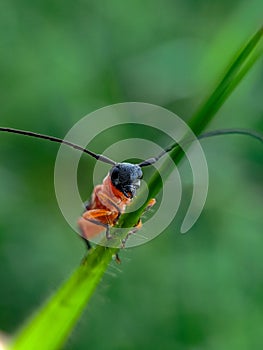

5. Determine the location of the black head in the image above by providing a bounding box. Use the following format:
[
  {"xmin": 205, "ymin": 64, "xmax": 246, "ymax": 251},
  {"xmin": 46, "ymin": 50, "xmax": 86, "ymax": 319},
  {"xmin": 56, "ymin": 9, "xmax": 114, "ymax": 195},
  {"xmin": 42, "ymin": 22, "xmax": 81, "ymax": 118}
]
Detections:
[{"xmin": 110, "ymin": 162, "xmax": 143, "ymax": 198}]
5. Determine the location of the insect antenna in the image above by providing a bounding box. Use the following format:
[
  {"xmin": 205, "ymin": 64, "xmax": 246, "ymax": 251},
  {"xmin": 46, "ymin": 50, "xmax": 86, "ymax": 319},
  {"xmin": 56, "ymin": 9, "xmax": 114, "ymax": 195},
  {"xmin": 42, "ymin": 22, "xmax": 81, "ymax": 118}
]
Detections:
[
  {"xmin": 139, "ymin": 128, "xmax": 263, "ymax": 167},
  {"xmin": 0, "ymin": 127, "xmax": 117, "ymax": 166}
]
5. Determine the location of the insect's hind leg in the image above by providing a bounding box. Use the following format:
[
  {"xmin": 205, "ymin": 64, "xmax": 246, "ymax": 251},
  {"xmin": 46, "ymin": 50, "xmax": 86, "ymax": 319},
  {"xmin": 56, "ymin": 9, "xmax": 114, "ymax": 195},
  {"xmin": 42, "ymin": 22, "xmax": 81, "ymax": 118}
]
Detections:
[
  {"xmin": 79, "ymin": 201, "xmax": 93, "ymax": 250},
  {"xmin": 82, "ymin": 237, "xmax": 92, "ymax": 250},
  {"xmin": 78, "ymin": 225, "xmax": 93, "ymax": 251}
]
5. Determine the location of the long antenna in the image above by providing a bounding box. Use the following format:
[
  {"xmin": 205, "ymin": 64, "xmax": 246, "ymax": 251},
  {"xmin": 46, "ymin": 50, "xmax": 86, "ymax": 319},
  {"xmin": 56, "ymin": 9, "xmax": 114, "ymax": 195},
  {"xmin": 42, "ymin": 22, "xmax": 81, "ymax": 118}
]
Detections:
[
  {"xmin": 0, "ymin": 127, "xmax": 117, "ymax": 166},
  {"xmin": 139, "ymin": 128, "xmax": 263, "ymax": 167},
  {"xmin": 1, "ymin": 127, "xmax": 262, "ymax": 168}
]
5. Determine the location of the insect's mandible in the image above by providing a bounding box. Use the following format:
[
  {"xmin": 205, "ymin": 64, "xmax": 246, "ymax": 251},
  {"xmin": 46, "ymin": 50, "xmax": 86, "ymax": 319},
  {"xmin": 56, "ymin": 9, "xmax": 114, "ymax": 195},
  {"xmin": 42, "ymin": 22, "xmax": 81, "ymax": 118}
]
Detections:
[{"xmin": 0, "ymin": 127, "xmax": 262, "ymax": 256}]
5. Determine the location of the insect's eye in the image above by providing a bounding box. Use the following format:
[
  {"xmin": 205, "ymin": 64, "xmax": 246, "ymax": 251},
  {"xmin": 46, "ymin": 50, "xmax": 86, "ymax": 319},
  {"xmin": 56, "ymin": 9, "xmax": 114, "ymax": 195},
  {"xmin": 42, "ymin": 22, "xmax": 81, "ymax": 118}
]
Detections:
[
  {"xmin": 137, "ymin": 169, "xmax": 143, "ymax": 179},
  {"xmin": 110, "ymin": 167, "xmax": 119, "ymax": 181}
]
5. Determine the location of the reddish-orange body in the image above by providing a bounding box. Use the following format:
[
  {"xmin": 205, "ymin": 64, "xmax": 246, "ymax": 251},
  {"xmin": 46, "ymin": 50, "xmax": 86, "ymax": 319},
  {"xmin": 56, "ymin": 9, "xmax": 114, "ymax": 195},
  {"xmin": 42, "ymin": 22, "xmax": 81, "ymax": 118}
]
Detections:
[
  {"xmin": 78, "ymin": 174, "xmax": 132, "ymax": 240},
  {"xmin": 78, "ymin": 174, "xmax": 155, "ymax": 241}
]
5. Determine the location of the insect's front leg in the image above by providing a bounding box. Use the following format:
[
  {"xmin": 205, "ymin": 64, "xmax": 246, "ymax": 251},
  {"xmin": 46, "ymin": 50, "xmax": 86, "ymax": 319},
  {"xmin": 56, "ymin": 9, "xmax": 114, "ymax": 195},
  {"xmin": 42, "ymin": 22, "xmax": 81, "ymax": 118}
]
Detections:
[
  {"xmin": 79, "ymin": 208, "xmax": 119, "ymax": 240},
  {"xmin": 96, "ymin": 191, "xmax": 122, "ymax": 223},
  {"xmin": 134, "ymin": 198, "xmax": 156, "ymax": 228},
  {"xmin": 121, "ymin": 198, "xmax": 156, "ymax": 248},
  {"xmin": 78, "ymin": 209, "xmax": 121, "ymax": 264},
  {"xmin": 144, "ymin": 198, "xmax": 156, "ymax": 212}
]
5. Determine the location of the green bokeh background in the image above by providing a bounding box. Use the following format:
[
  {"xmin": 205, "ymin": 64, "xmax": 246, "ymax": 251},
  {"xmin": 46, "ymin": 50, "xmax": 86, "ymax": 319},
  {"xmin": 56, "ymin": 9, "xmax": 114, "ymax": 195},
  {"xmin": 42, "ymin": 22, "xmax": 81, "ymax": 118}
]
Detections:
[{"xmin": 0, "ymin": 1, "xmax": 263, "ymax": 349}]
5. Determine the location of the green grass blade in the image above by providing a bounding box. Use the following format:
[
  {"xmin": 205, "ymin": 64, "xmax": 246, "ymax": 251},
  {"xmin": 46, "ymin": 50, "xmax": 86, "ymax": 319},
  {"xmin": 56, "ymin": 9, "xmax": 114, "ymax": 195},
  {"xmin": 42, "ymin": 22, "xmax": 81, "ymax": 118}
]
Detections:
[
  {"xmin": 189, "ymin": 25, "xmax": 263, "ymax": 135},
  {"xmin": 9, "ymin": 246, "xmax": 117, "ymax": 350},
  {"xmin": 8, "ymin": 26, "xmax": 263, "ymax": 350}
]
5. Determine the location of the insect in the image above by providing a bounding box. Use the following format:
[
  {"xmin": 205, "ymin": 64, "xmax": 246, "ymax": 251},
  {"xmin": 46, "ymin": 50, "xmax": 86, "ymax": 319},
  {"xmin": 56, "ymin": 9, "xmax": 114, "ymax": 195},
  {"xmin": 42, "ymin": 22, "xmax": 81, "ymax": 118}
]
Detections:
[{"xmin": 0, "ymin": 127, "xmax": 262, "ymax": 257}]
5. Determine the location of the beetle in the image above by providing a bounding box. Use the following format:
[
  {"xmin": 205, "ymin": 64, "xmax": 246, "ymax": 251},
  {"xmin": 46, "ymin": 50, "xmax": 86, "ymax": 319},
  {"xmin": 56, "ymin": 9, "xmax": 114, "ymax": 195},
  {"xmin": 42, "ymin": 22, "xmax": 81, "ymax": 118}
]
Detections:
[
  {"xmin": 0, "ymin": 126, "xmax": 262, "ymax": 256},
  {"xmin": 78, "ymin": 162, "xmax": 156, "ymax": 246}
]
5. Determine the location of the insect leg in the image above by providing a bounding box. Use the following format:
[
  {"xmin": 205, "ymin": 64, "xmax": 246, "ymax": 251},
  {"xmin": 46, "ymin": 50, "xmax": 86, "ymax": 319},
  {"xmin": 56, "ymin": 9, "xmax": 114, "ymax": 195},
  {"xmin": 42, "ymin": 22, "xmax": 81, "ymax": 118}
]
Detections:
[
  {"xmin": 121, "ymin": 219, "xmax": 142, "ymax": 248},
  {"xmin": 83, "ymin": 200, "xmax": 91, "ymax": 211},
  {"xmin": 81, "ymin": 209, "xmax": 119, "ymax": 240},
  {"xmin": 82, "ymin": 236, "xmax": 92, "ymax": 250},
  {"xmin": 84, "ymin": 217, "xmax": 112, "ymax": 239},
  {"xmin": 79, "ymin": 201, "xmax": 93, "ymax": 249},
  {"xmin": 96, "ymin": 191, "xmax": 122, "ymax": 223},
  {"xmin": 115, "ymin": 253, "xmax": 121, "ymax": 264},
  {"xmin": 144, "ymin": 198, "xmax": 156, "ymax": 212},
  {"xmin": 121, "ymin": 198, "xmax": 156, "ymax": 248}
]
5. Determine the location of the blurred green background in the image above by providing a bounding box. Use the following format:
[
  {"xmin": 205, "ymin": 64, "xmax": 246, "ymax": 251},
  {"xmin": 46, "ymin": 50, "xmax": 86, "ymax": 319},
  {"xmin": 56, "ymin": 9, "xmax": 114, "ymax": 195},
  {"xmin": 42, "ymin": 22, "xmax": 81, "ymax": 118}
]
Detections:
[{"xmin": 0, "ymin": 1, "xmax": 263, "ymax": 349}]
